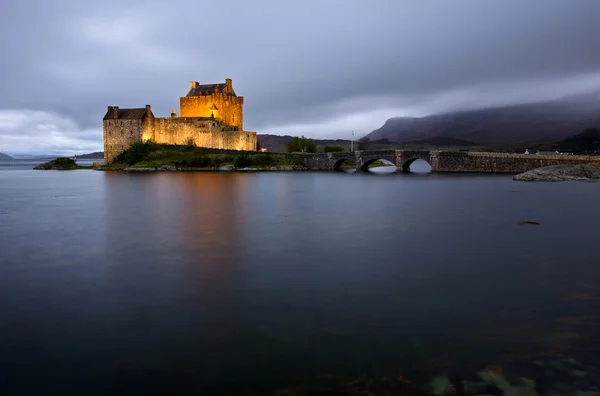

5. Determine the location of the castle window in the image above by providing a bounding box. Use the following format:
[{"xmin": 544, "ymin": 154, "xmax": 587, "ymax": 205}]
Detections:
[
  {"xmin": 121, "ymin": 130, "xmax": 124, "ymax": 136},
  {"xmin": 209, "ymin": 104, "xmax": 218, "ymax": 119},
  {"xmin": 130, "ymin": 130, "xmax": 133, "ymax": 136},
  {"xmin": 120, "ymin": 121, "xmax": 123, "ymax": 126}
]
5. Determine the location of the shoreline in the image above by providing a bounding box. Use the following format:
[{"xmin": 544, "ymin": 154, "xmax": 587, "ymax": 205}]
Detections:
[{"xmin": 513, "ymin": 164, "xmax": 600, "ymax": 181}]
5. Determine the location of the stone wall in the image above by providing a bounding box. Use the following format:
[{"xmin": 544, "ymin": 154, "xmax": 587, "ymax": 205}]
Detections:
[
  {"xmin": 150, "ymin": 117, "xmax": 256, "ymax": 152},
  {"xmin": 103, "ymin": 119, "xmax": 143, "ymax": 163},
  {"xmin": 104, "ymin": 116, "xmax": 256, "ymax": 163},
  {"xmin": 431, "ymin": 151, "xmax": 600, "ymax": 173},
  {"xmin": 298, "ymin": 150, "xmax": 600, "ymax": 173},
  {"xmin": 179, "ymin": 94, "xmax": 244, "ymax": 130}
]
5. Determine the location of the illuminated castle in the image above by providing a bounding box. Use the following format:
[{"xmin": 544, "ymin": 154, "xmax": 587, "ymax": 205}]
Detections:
[{"xmin": 102, "ymin": 78, "xmax": 257, "ymax": 163}]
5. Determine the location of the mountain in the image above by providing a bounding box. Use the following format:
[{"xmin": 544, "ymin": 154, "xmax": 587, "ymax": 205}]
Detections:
[
  {"xmin": 537, "ymin": 128, "xmax": 600, "ymax": 153},
  {"xmin": 258, "ymin": 134, "xmax": 354, "ymax": 152},
  {"xmin": 403, "ymin": 136, "xmax": 478, "ymax": 147},
  {"xmin": 76, "ymin": 151, "xmax": 104, "ymax": 159},
  {"xmin": 366, "ymin": 91, "xmax": 600, "ymax": 148},
  {"xmin": 0, "ymin": 152, "xmax": 15, "ymax": 160},
  {"xmin": 257, "ymin": 135, "xmax": 402, "ymax": 152}
]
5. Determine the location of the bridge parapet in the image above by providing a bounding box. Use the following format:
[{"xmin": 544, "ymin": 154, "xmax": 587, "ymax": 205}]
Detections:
[
  {"xmin": 295, "ymin": 149, "xmax": 600, "ymax": 173},
  {"xmin": 433, "ymin": 151, "xmax": 600, "ymax": 173}
]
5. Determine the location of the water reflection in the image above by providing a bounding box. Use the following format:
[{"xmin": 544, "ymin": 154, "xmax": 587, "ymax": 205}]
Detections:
[{"xmin": 2, "ymin": 169, "xmax": 600, "ymax": 395}]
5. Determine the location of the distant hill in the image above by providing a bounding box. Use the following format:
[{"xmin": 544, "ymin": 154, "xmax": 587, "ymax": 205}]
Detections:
[
  {"xmin": 365, "ymin": 91, "xmax": 600, "ymax": 148},
  {"xmin": 76, "ymin": 151, "xmax": 104, "ymax": 159},
  {"xmin": 257, "ymin": 135, "xmax": 402, "ymax": 152},
  {"xmin": 0, "ymin": 152, "xmax": 15, "ymax": 160},
  {"xmin": 537, "ymin": 128, "xmax": 600, "ymax": 153},
  {"xmin": 257, "ymin": 134, "xmax": 481, "ymax": 153},
  {"xmin": 258, "ymin": 135, "xmax": 353, "ymax": 152},
  {"xmin": 404, "ymin": 136, "xmax": 478, "ymax": 147}
]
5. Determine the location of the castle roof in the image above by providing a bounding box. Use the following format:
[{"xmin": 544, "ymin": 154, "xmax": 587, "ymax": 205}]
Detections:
[
  {"xmin": 103, "ymin": 107, "xmax": 149, "ymax": 120},
  {"xmin": 187, "ymin": 83, "xmax": 236, "ymax": 97}
]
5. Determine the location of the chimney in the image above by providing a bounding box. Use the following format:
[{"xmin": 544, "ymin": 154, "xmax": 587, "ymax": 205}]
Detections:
[
  {"xmin": 225, "ymin": 78, "xmax": 232, "ymax": 90},
  {"xmin": 107, "ymin": 106, "xmax": 113, "ymax": 112},
  {"xmin": 190, "ymin": 81, "xmax": 198, "ymax": 89},
  {"xmin": 171, "ymin": 110, "xmax": 177, "ymax": 118},
  {"xmin": 145, "ymin": 104, "xmax": 151, "ymax": 112},
  {"xmin": 113, "ymin": 106, "xmax": 119, "ymax": 119}
]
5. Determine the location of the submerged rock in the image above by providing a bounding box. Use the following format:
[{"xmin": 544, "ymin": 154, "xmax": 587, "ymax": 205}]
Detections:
[
  {"xmin": 268, "ymin": 165, "xmax": 298, "ymax": 171},
  {"xmin": 518, "ymin": 221, "xmax": 540, "ymax": 225},
  {"xmin": 427, "ymin": 374, "xmax": 455, "ymax": 395},
  {"xmin": 513, "ymin": 164, "xmax": 600, "ymax": 181},
  {"xmin": 158, "ymin": 165, "xmax": 178, "ymax": 171}
]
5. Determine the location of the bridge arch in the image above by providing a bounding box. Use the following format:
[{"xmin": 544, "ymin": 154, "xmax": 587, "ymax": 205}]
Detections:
[
  {"xmin": 333, "ymin": 157, "xmax": 357, "ymax": 172},
  {"xmin": 360, "ymin": 156, "xmax": 397, "ymax": 172},
  {"xmin": 400, "ymin": 157, "xmax": 432, "ymax": 173}
]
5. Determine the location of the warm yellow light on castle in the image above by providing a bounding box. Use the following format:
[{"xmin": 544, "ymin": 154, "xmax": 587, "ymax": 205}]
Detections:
[{"xmin": 102, "ymin": 79, "xmax": 256, "ymax": 164}]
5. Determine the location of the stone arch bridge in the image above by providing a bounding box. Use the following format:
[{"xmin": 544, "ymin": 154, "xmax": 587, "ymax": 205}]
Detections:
[{"xmin": 296, "ymin": 150, "xmax": 600, "ymax": 173}]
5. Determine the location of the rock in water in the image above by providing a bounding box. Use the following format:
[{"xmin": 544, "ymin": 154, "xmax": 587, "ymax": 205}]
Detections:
[
  {"xmin": 33, "ymin": 157, "xmax": 78, "ymax": 170},
  {"xmin": 513, "ymin": 164, "xmax": 600, "ymax": 181},
  {"xmin": 427, "ymin": 374, "xmax": 455, "ymax": 395}
]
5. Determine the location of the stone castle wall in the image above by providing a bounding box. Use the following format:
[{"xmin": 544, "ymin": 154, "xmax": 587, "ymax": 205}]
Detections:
[
  {"xmin": 103, "ymin": 119, "xmax": 143, "ymax": 163},
  {"xmin": 149, "ymin": 117, "xmax": 256, "ymax": 151},
  {"xmin": 179, "ymin": 94, "xmax": 244, "ymax": 130},
  {"xmin": 104, "ymin": 116, "xmax": 256, "ymax": 163},
  {"xmin": 103, "ymin": 79, "xmax": 252, "ymax": 163}
]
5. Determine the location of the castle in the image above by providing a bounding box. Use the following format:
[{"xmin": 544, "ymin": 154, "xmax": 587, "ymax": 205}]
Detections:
[{"xmin": 103, "ymin": 78, "xmax": 257, "ymax": 163}]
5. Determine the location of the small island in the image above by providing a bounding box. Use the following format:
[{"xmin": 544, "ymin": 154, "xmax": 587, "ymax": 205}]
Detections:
[
  {"xmin": 33, "ymin": 157, "xmax": 88, "ymax": 170},
  {"xmin": 513, "ymin": 164, "xmax": 600, "ymax": 181}
]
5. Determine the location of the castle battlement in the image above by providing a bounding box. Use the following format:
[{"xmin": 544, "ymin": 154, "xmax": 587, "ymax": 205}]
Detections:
[{"xmin": 102, "ymin": 79, "xmax": 257, "ymax": 163}]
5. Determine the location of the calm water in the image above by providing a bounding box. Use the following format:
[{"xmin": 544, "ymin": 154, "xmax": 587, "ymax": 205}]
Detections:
[{"xmin": 1, "ymin": 159, "xmax": 600, "ymax": 395}]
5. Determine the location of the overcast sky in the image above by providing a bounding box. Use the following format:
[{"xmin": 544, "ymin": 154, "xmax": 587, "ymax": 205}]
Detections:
[{"xmin": 1, "ymin": 0, "xmax": 599, "ymax": 155}]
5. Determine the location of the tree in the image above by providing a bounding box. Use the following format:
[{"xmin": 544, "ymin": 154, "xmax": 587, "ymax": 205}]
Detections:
[
  {"xmin": 324, "ymin": 145, "xmax": 345, "ymax": 153},
  {"xmin": 286, "ymin": 137, "xmax": 300, "ymax": 153},
  {"xmin": 286, "ymin": 136, "xmax": 316, "ymax": 153},
  {"xmin": 302, "ymin": 136, "xmax": 317, "ymax": 153}
]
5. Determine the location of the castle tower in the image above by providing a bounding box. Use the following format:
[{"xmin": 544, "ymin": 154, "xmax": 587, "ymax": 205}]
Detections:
[{"xmin": 179, "ymin": 79, "xmax": 244, "ymax": 130}]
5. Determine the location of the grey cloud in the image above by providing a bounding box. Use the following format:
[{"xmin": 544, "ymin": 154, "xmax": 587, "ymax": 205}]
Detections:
[
  {"xmin": 1, "ymin": 0, "xmax": 599, "ymax": 152},
  {"xmin": 0, "ymin": 110, "xmax": 102, "ymax": 156}
]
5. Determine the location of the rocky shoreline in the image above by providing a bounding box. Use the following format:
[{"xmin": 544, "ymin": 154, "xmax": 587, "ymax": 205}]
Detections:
[{"xmin": 513, "ymin": 164, "xmax": 600, "ymax": 181}]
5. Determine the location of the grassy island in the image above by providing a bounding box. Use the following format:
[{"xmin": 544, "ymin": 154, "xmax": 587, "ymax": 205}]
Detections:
[{"xmin": 99, "ymin": 141, "xmax": 305, "ymax": 171}]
